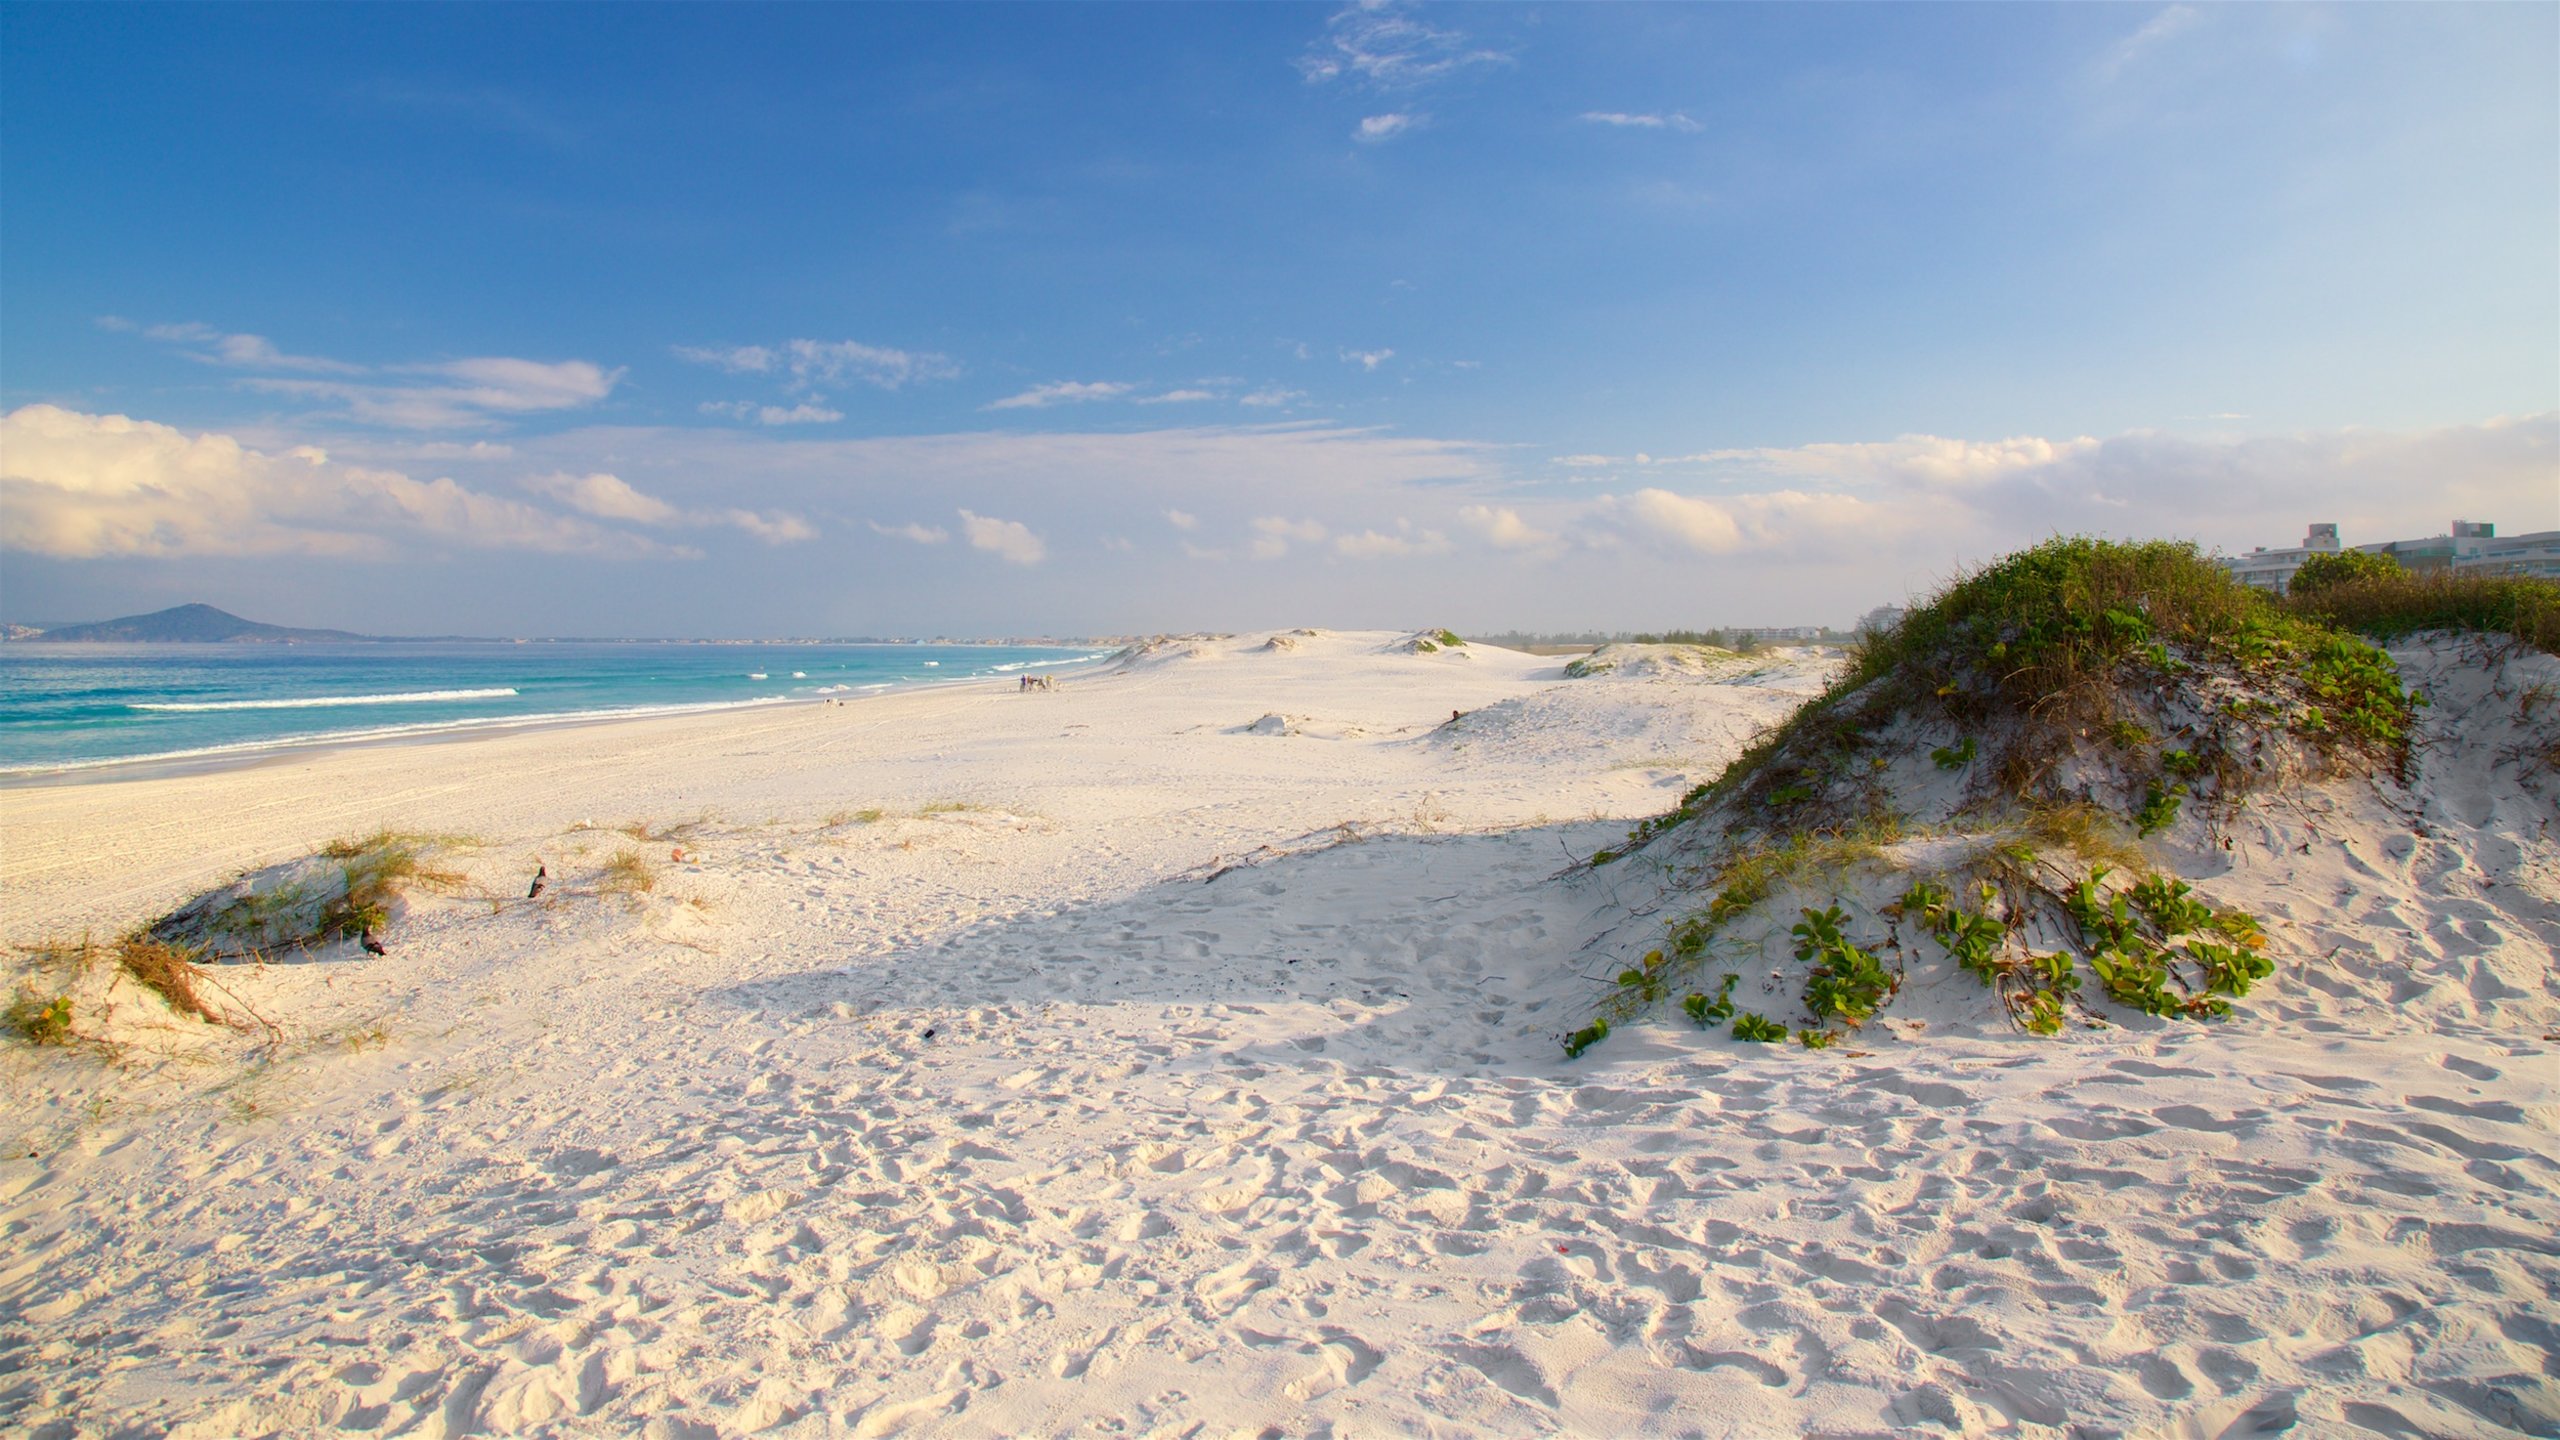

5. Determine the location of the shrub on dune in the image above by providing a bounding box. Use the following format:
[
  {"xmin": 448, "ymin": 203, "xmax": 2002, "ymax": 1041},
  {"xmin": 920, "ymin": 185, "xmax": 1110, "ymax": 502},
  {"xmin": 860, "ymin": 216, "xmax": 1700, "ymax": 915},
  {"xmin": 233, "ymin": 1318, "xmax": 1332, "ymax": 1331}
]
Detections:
[
  {"xmin": 2285, "ymin": 568, "xmax": 2560, "ymax": 655},
  {"xmin": 1568, "ymin": 537, "xmax": 2422, "ymax": 1058}
]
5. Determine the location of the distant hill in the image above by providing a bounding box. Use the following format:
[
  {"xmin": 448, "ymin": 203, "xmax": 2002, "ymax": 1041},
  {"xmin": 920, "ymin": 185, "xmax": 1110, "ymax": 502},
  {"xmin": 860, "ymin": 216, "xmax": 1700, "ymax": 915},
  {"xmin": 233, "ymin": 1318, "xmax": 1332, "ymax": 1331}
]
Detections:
[{"xmin": 23, "ymin": 603, "xmax": 374, "ymax": 644}]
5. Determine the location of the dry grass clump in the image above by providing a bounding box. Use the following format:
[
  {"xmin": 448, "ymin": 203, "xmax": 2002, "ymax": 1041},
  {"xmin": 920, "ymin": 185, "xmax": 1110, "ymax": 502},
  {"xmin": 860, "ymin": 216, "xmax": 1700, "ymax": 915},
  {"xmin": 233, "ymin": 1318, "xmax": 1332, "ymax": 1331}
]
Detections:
[
  {"xmin": 115, "ymin": 936, "xmax": 222, "ymax": 1024},
  {"xmin": 601, "ymin": 849, "xmax": 658, "ymax": 896},
  {"xmin": 5, "ymin": 930, "xmax": 268, "ymax": 1051}
]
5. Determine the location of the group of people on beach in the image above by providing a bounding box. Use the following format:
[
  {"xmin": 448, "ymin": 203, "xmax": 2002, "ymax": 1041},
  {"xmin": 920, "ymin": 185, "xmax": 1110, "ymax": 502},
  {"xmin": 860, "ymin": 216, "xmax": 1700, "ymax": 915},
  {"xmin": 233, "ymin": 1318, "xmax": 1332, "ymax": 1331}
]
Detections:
[{"xmin": 1018, "ymin": 674, "xmax": 1058, "ymax": 692}]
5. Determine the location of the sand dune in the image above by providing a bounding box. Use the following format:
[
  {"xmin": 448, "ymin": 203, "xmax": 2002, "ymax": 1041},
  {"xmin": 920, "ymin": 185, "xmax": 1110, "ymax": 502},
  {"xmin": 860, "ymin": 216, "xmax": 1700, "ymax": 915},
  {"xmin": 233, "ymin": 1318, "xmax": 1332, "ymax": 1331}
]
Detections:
[{"xmin": 1, "ymin": 630, "xmax": 2552, "ymax": 1438}]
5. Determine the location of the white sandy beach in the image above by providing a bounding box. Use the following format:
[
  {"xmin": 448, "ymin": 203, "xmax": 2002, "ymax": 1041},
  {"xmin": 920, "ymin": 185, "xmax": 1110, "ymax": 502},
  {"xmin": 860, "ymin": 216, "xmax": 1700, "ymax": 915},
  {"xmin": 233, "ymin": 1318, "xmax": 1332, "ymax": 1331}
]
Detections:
[{"xmin": 2, "ymin": 629, "xmax": 2554, "ymax": 1438}]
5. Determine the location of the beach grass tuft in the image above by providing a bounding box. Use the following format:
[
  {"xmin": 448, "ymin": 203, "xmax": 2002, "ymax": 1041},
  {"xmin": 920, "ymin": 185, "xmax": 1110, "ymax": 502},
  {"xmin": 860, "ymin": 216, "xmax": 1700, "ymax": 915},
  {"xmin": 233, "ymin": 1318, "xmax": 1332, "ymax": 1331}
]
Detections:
[
  {"xmin": 319, "ymin": 831, "xmax": 466, "ymax": 944},
  {"xmin": 601, "ymin": 849, "xmax": 658, "ymax": 896}
]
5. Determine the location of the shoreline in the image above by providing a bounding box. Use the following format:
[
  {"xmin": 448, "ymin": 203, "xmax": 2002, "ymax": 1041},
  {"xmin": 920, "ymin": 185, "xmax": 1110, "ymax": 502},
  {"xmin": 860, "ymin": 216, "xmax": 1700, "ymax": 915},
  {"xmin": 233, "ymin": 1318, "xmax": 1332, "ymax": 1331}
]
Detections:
[{"xmin": 0, "ymin": 650, "xmax": 1124, "ymax": 790}]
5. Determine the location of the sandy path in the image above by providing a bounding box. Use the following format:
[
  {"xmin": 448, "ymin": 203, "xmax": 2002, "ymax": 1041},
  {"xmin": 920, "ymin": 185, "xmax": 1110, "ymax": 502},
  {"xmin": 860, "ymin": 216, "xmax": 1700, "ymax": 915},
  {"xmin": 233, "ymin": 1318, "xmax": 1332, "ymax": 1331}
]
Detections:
[{"xmin": 1, "ymin": 632, "xmax": 2552, "ymax": 1438}]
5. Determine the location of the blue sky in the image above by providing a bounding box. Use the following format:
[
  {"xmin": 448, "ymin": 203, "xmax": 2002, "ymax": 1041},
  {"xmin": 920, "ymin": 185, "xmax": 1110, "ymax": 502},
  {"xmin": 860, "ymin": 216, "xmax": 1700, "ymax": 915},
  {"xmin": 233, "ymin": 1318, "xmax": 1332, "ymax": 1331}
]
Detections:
[{"xmin": 3, "ymin": 2, "xmax": 2553, "ymax": 637}]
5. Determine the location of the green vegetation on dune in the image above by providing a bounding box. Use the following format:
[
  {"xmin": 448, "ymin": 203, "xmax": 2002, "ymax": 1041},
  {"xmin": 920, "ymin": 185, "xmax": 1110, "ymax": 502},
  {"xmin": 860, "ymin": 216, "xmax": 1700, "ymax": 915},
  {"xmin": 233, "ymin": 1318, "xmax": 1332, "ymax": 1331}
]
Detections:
[
  {"xmin": 1606, "ymin": 538, "xmax": 2416, "ymax": 851},
  {"xmin": 2284, "ymin": 568, "xmax": 2560, "ymax": 655},
  {"xmin": 2287, "ymin": 549, "xmax": 2404, "ymax": 596},
  {"xmin": 1564, "ymin": 537, "xmax": 2451, "ymax": 1060}
]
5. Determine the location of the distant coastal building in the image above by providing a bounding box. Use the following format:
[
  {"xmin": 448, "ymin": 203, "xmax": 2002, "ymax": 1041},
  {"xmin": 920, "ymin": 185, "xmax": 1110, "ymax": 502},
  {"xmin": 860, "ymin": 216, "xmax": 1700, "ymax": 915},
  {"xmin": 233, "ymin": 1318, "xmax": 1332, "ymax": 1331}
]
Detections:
[
  {"xmin": 1856, "ymin": 605, "xmax": 1906, "ymax": 636},
  {"xmin": 2222, "ymin": 523, "xmax": 2342, "ymax": 593},
  {"xmin": 2220, "ymin": 519, "xmax": 2560, "ymax": 593}
]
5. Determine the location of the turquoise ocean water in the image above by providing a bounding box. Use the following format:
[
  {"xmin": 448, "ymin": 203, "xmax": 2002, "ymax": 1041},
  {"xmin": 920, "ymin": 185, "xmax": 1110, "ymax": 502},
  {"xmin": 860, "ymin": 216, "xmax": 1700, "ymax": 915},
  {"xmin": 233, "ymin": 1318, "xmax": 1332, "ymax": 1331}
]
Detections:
[{"xmin": 0, "ymin": 642, "xmax": 1114, "ymax": 777}]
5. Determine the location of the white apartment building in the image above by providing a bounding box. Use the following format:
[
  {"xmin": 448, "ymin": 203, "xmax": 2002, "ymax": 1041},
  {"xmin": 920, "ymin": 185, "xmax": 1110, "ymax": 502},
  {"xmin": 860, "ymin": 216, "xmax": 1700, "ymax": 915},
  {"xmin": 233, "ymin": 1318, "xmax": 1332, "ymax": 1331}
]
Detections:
[{"xmin": 2221, "ymin": 523, "xmax": 2341, "ymax": 593}]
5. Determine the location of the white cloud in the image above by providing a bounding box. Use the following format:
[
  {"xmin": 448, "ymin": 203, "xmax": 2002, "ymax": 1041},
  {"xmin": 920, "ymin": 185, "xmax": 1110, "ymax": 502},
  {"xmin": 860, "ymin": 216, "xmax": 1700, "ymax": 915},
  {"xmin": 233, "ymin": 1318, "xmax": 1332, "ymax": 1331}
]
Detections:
[
  {"xmin": 870, "ymin": 520, "xmax": 950, "ymax": 545},
  {"xmin": 1164, "ymin": 508, "xmax": 1199, "ymax": 530},
  {"xmin": 678, "ymin": 338, "xmax": 958, "ymax": 392},
  {"xmin": 985, "ymin": 380, "xmax": 1136, "ymax": 411},
  {"xmin": 431, "ymin": 358, "xmax": 621, "ymax": 412},
  {"xmin": 701, "ymin": 400, "xmax": 844, "ymax": 425},
  {"xmin": 1239, "ymin": 386, "xmax": 1306, "ymax": 408},
  {"xmin": 1553, "ymin": 454, "xmax": 1618, "ymax": 468},
  {"xmin": 117, "ymin": 324, "xmax": 620, "ymax": 427},
  {"xmin": 1579, "ymin": 111, "xmax": 1702, "ymax": 133},
  {"xmin": 1334, "ymin": 526, "xmax": 1451, "ymax": 558},
  {"xmin": 958, "ymin": 508, "xmax": 1046, "ymax": 564},
  {"xmin": 1459, "ymin": 504, "xmax": 1552, "ymax": 550},
  {"xmin": 723, "ymin": 509, "xmax": 817, "ymax": 545},
  {"xmin": 1299, "ymin": 2, "xmax": 1509, "ymax": 87},
  {"xmin": 2102, "ymin": 4, "xmax": 2203, "ymax": 79},
  {"xmin": 526, "ymin": 471, "xmax": 681, "ymax": 524},
  {"xmin": 0, "ymin": 405, "xmax": 680, "ymax": 559},
  {"xmin": 143, "ymin": 322, "xmax": 366, "ymax": 374},
  {"xmin": 673, "ymin": 344, "xmax": 777, "ymax": 374},
  {"xmin": 1135, "ymin": 389, "xmax": 1218, "ymax": 405},
  {"xmin": 1536, "ymin": 415, "xmax": 2560, "ymax": 568},
  {"xmin": 250, "ymin": 357, "xmax": 623, "ymax": 429},
  {"xmin": 523, "ymin": 470, "xmax": 814, "ymax": 545},
  {"xmin": 1686, "ymin": 433, "xmax": 2104, "ymax": 487},
  {"xmin": 405, "ymin": 441, "xmax": 518, "ymax": 461},
  {"xmin": 1614, "ymin": 488, "xmax": 1745, "ymax": 554},
  {"xmin": 1341, "ymin": 348, "xmax": 1395, "ymax": 372},
  {"xmin": 1250, "ymin": 515, "xmax": 1329, "ymax": 559},
  {"xmin": 783, "ymin": 338, "xmax": 960, "ymax": 392},
  {"xmin": 1597, "ymin": 487, "xmax": 1881, "ymax": 557},
  {"xmin": 1356, "ymin": 112, "xmax": 1422, "ymax": 143}
]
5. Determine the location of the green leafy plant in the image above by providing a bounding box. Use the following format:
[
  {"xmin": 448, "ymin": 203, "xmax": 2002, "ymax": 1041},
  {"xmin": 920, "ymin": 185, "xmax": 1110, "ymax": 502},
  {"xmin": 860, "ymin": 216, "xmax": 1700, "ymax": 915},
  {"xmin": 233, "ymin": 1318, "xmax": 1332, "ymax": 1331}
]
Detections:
[
  {"xmin": 1731, "ymin": 1012, "xmax": 1788, "ymax": 1043},
  {"xmin": 1793, "ymin": 905, "xmax": 1895, "ymax": 1027},
  {"xmin": 1795, "ymin": 1028, "xmax": 1837, "ymax": 1049},
  {"xmin": 1616, "ymin": 950, "xmax": 1671, "ymax": 1005},
  {"xmin": 7, "ymin": 993, "xmax": 74, "ymax": 1046},
  {"xmin": 1931, "ymin": 736, "xmax": 1977, "ymax": 770},
  {"xmin": 2067, "ymin": 864, "xmax": 2271, "ymax": 1019},
  {"xmin": 2189, "ymin": 938, "xmax": 2275, "ymax": 998},
  {"xmin": 1562, "ymin": 1018, "xmax": 1611, "ymax": 1060},
  {"xmin": 2017, "ymin": 952, "xmax": 2079, "ymax": 1034},
  {"xmin": 1903, "ymin": 878, "xmax": 2086, "ymax": 1034},
  {"xmin": 2089, "ymin": 943, "xmax": 2185, "ymax": 1017},
  {"xmin": 1681, "ymin": 974, "xmax": 1739, "ymax": 1026},
  {"xmin": 2135, "ymin": 782, "xmax": 2185, "ymax": 837},
  {"xmin": 2128, "ymin": 874, "xmax": 2211, "ymax": 935}
]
